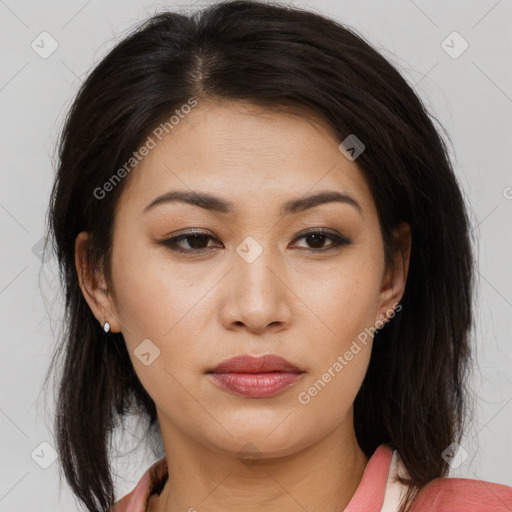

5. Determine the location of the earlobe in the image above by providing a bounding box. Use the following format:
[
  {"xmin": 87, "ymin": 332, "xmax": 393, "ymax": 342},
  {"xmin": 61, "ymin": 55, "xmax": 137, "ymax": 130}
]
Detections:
[{"xmin": 75, "ymin": 231, "xmax": 121, "ymax": 333}]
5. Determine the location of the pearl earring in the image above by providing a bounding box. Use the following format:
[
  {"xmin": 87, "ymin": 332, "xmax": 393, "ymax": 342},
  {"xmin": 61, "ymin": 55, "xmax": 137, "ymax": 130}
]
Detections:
[{"xmin": 103, "ymin": 321, "xmax": 111, "ymax": 333}]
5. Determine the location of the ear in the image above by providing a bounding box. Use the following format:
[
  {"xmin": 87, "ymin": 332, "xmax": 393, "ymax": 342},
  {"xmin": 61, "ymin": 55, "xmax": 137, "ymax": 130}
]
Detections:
[
  {"xmin": 376, "ymin": 221, "xmax": 411, "ymax": 325},
  {"xmin": 75, "ymin": 231, "xmax": 122, "ymax": 333}
]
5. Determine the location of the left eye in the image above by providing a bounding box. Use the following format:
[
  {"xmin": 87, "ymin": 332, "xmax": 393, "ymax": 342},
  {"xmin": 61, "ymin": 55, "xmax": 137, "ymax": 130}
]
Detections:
[
  {"xmin": 160, "ymin": 229, "xmax": 353, "ymax": 254},
  {"xmin": 291, "ymin": 230, "xmax": 353, "ymax": 251}
]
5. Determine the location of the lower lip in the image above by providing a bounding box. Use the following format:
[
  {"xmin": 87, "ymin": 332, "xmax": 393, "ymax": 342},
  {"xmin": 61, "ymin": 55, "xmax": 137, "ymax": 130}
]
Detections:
[{"xmin": 208, "ymin": 372, "xmax": 303, "ymax": 398}]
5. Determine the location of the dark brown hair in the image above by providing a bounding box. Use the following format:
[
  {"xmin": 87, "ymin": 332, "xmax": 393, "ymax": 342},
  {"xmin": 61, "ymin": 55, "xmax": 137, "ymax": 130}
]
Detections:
[{"xmin": 44, "ymin": 1, "xmax": 474, "ymax": 510}]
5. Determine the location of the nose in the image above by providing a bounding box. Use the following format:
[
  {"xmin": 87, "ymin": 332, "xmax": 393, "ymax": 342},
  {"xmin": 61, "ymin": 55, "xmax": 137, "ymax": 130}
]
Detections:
[{"xmin": 219, "ymin": 242, "xmax": 293, "ymax": 334}]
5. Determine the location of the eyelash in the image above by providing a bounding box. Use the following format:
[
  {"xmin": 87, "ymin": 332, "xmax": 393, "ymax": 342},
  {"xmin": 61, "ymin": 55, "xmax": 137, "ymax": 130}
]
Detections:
[{"xmin": 159, "ymin": 228, "xmax": 353, "ymax": 255}]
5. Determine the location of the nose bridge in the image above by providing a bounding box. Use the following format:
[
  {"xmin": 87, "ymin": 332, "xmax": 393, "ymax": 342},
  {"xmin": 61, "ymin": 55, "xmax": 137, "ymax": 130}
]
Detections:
[
  {"xmin": 224, "ymin": 234, "xmax": 291, "ymax": 331},
  {"xmin": 234, "ymin": 234, "xmax": 281, "ymax": 299}
]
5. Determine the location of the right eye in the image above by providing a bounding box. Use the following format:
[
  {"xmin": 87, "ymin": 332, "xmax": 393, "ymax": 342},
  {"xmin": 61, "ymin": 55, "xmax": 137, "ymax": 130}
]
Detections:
[{"xmin": 160, "ymin": 231, "xmax": 223, "ymax": 254}]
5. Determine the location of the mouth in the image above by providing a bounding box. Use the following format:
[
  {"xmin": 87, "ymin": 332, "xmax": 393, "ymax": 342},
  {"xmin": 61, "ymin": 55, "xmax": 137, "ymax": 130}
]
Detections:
[{"xmin": 206, "ymin": 354, "xmax": 305, "ymax": 398}]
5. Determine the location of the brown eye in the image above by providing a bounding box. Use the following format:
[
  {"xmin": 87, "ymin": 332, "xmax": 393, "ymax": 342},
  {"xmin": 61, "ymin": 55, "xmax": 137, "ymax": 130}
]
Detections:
[
  {"xmin": 161, "ymin": 231, "xmax": 222, "ymax": 254},
  {"xmin": 291, "ymin": 229, "xmax": 353, "ymax": 251},
  {"xmin": 160, "ymin": 228, "xmax": 353, "ymax": 255}
]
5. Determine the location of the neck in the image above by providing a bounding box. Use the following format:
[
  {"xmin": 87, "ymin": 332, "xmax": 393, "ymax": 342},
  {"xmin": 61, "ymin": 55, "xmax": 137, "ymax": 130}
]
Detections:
[{"xmin": 148, "ymin": 413, "xmax": 368, "ymax": 512}]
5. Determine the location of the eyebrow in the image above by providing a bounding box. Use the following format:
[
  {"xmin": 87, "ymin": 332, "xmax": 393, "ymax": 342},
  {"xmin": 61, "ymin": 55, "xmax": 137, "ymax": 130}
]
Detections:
[{"xmin": 143, "ymin": 189, "xmax": 363, "ymax": 217}]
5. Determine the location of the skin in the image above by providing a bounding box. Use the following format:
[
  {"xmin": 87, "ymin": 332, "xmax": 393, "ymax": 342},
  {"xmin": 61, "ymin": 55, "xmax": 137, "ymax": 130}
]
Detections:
[{"xmin": 76, "ymin": 99, "xmax": 411, "ymax": 512}]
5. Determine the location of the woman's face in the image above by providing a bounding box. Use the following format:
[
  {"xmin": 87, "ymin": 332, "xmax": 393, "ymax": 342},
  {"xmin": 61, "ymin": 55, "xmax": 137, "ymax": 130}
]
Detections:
[{"xmin": 79, "ymin": 100, "xmax": 409, "ymax": 459}]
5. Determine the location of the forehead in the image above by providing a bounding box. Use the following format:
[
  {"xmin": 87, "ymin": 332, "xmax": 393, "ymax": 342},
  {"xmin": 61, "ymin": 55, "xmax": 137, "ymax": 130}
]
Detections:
[{"xmin": 117, "ymin": 100, "xmax": 375, "ymax": 219}]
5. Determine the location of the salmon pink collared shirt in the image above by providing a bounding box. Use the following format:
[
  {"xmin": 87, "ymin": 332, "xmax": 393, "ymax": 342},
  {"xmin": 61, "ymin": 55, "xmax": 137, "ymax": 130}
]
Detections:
[{"xmin": 111, "ymin": 444, "xmax": 512, "ymax": 512}]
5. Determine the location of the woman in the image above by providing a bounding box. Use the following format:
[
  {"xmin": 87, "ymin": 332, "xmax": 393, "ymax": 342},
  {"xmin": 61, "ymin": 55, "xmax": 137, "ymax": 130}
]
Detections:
[{"xmin": 45, "ymin": 1, "xmax": 512, "ymax": 511}]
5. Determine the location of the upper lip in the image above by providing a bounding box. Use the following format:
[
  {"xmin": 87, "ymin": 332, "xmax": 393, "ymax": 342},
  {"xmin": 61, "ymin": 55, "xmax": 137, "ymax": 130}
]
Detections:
[{"xmin": 208, "ymin": 354, "xmax": 303, "ymax": 374}]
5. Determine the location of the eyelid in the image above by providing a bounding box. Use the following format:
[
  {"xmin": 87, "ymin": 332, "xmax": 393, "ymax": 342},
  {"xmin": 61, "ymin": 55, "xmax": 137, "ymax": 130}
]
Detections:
[
  {"xmin": 159, "ymin": 227, "xmax": 353, "ymax": 255},
  {"xmin": 158, "ymin": 230, "xmax": 222, "ymax": 254},
  {"xmin": 291, "ymin": 227, "xmax": 352, "ymax": 242},
  {"xmin": 290, "ymin": 228, "xmax": 353, "ymax": 250}
]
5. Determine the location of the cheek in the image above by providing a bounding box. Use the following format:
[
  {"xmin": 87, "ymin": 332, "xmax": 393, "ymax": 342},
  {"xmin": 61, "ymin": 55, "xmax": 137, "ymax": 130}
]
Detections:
[
  {"xmin": 109, "ymin": 239, "xmax": 213, "ymax": 392},
  {"xmin": 110, "ymin": 235, "xmax": 196, "ymax": 344},
  {"xmin": 110, "ymin": 250, "xmax": 203, "ymax": 417},
  {"xmin": 292, "ymin": 250, "xmax": 383, "ymax": 413},
  {"xmin": 296, "ymin": 253, "xmax": 383, "ymax": 350}
]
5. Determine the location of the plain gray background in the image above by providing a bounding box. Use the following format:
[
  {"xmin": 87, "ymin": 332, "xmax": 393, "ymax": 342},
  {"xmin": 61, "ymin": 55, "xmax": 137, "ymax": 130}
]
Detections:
[{"xmin": 0, "ymin": 0, "xmax": 511, "ymax": 510}]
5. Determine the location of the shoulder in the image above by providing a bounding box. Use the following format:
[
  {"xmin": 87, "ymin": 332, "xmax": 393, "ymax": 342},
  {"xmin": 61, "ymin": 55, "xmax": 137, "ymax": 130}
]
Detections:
[
  {"xmin": 382, "ymin": 448, "xmax": 512, "ymax": 512},
  {"xmin": 409, "ymin": 476, "xmax": 512, "ymax": 511},
  {"xmin": 110, "ymin": 456, "xmax": 168, "ymax": 512}
]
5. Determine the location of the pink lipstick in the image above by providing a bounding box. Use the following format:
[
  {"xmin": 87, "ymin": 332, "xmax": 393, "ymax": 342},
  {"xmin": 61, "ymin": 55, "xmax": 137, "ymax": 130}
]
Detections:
[{"xmin": 206, "ymin": 354, "xmax": 304, "ymax": 398}]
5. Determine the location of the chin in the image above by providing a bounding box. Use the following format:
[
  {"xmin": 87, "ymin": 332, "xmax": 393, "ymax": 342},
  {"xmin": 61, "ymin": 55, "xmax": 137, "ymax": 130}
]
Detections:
[{"xmin": 204, "ymin": 423, "xmax": 316, "ymax": 461}]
